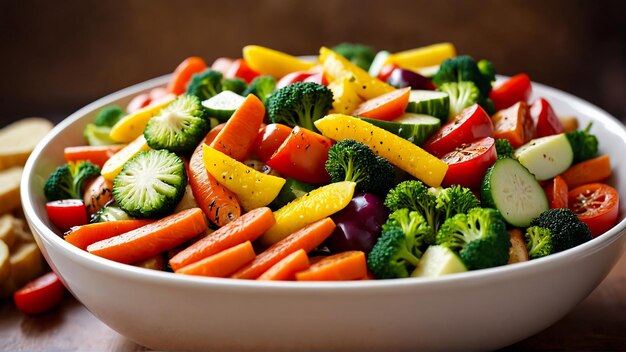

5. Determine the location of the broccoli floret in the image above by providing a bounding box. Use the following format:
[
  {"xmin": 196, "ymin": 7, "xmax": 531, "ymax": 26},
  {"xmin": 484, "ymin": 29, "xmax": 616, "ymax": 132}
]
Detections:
[
  {"xmin": 530, "ymin": 208, "xmax": 592, "ymax": 253},
  {"xmin": 243, "ymin": 75, "xmax": 276, "ymax": 104},
  {"xmin": 94, "ymin": 105, "xmax": 125, "ymax": 127},
  {"xmin": 433, "ymin": 55, "xmax": 493, "ymax": 98},
  {"xmin": 477, "ymin": 59, "xmax": 496, "ymax": 83},
  {"xmin": 144, "ymin": 94, "xmax": 210, "ymax": 153},
  {"xmin": 436, "ymin": 207, "xmax": 510, "ymax": 270},
  {"xmin": 267, "ymin": 81, "xmax": 334, "ymax": 132},
  {"xmin": 480, "ymin": 97, "xmax": 496, "ymax": 116},
  {"xmin": 91, "ymin": 205, "xmax": 133, "ymax": 223},
  {"xmin": 438, "ymin": 81, "xmax": 480, "ymax": 118},
  {"xmin": 221, "ymin": 78, "xmax": 247, "ymax": 95},
  {"xmin": 525, "ymin": 226, "xmax": 554, "ymax": 259},
  {"xmin": 113, "ymin": 149, "xmax": 187, "ymax": 218},
  {"xmin": 325, "ymin": 139, "xmax": 394, "ymax": 196},
  {"xmin": 332, "ymin": 43, "xmax": 376, "ymax": 71},
  {"xmin": 435, "ymin": 185, "xmax": 480, "ymax": 220},
  {"xmin": 83, "ymin": 124, "xmax": 116, "ymax": 146},
  {"xmin": 495, "ymin": 138, "xmax": 514, "ymax": 159},
  {"xmin": 44, "ymin": 161, "xmax": 101, "ymax": 201},
  {"xmin": 186, "ymin": 69, "xmax": 223, "ymax": 101},
  {"xmin": 367, "ymin": 210, "xmax": 431, "ymax": 279},
  {"xmin": 566, "ymin": 122, "xmax": 599, "ymax": 163}
]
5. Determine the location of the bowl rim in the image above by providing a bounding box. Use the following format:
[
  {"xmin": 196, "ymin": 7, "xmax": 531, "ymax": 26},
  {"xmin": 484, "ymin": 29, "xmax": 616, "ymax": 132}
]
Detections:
[{"xmin": 21, "ymin": 74, "xmax": 626, "ymax": 292}]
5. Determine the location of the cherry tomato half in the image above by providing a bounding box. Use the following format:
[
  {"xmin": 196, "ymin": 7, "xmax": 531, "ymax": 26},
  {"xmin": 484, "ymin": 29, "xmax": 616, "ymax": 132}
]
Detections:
[
  {"xmin": 530, "ymin": 98, "xmax": 565, "ymax": 138},
  {"xmin": 351, "ymin": 87, "xmax": 411, "ymax": 121},
  {"xmin": 276, "ymin": 71, "xmax": 317, "ymax": 89},
  {"xmin": 489, "ymin": 73, "xmax": 533, "ymax": 111},
  {"xmin": 423, "ymin": 104, "xmax": 494, "ymax": 157},
  {"xmin": 543, "ymin": 175, "xmax": 569, "ymax": 209},
  {"xmin": 126, "ymin": 93, "xmax": 152, "ymax": 113},
  {"xmin": 46, "ymin": 199, "xmax": 89, "ymax": 232},
  {"xmin": 377, "ymin": 63, "xmax": 399, "ymax": 82},
  {"xmin": 266, "ymin": 126, "xmax": 332, "ymax": 184},
  {"xmin": 14, "ymin": 271, "xmax": 66, "ymax": 315},
  {"xmin": 226, "ymin": 59, "xmax": 260, "ymax": 83},
  {"xmin": 167, "ymin": 56, "xmax": 208, "ymax": 95},
  {"xmin": 440, "ymin": 137, "xmax": 497, "ymax": 189},
  {"xmin": 253, "ymin": 123, "xmax": 293, "ymax": 162},
  {"xmin": 568, "ymin": 183, "xmax": 619, "ymax": 237}
]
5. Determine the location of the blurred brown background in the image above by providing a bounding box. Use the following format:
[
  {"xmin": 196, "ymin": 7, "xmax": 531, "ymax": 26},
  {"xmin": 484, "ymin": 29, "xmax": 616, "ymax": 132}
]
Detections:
[{"xmin": 1, "ymin": 0, "xmax": 624, "ymax": 125}]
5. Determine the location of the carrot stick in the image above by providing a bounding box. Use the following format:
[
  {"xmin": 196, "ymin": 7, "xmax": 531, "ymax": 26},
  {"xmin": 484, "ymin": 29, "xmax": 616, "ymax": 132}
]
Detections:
[
  {"xmin": 169, "ymin": 207, "xmax": 274, "ymax": 271},
  {"xmin": 295, "ymin": 251, "xmax": 367, "ymax": 281},
  {"xmin": 257, "ymin": 249, "xmax": 310, "ymax": 281},
  {"xmin": 543, "ymin": 175, "xmax": 568, "ymax": 209},
  {"xmin": 492, "ymin": 101, "xmax": 535, "ymax": 147},
  {"xmin": 188, "ymin": 129, "xmax": 241, "ymax": 227},
  {"xmin": 167, "ymin": 57, "xmax": 207, "ymax": 95},
  {"xmin": 560, "ymin": 155, "xmax": 611, "ymax": 188},
  {"xmin": 175, "ymin": 241, "xmax": 255, "ymax": 277},
  {"xmin": 87, "ymin": 208, "xmax": 207, "ymax": 264},
  {"xmin": 64, "ymin": 145, "xmax": 125, "ymax": 167},
  {"xmin": 231, "ymin": 217, "xmax": 335, "ymax": 280},
  {"xmin": 65, "ymin": 219, "xmax": 153, "ymax": 250},
  {"xmin": 209, "ymin": 94, "xmax": 265, "ymax": 161}
]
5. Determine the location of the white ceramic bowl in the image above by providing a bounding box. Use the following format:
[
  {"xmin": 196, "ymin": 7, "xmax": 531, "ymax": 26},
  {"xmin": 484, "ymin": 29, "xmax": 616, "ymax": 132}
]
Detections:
[{"xmin": 21, "ymin": 75, "xmax": 626, "ymax": 351}]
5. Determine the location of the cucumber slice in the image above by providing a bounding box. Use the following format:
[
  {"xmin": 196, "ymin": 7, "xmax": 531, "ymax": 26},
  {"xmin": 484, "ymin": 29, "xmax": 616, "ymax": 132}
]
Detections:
[
  {"xmin": 113, "ymin": 149, "xmax": 187, "ymax": 219},
  {"xmin": 514, "ymin": 133, "xmax": 574, "ymax": 181},
  {"xmin": 270, "ymin": 178, "xmax": 316, "ymax": 209},
  {"xmin": 481, "ymin": 158, "xmax": 549, "ymax": 227},
  {"xmin": 368, "ymin": 50, "xmax": 391, "ymax": 78},
  {"xmin": 201, "ymin": 91, "xmax": 245, "ymax": 122},
  {"xmin": 405, "ymin": 90, "xmax": 449, "ymax": 121},
  {"xmin": 411, "ymin": 245, "xmax": 467, "ymax": 278},
  {"xmin": 360, "ymin": 113, "xmax": 440, "ymax": 146}
]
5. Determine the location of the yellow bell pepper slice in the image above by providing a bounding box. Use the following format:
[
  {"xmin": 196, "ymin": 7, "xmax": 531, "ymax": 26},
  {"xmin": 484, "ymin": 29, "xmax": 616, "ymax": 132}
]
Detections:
[
  {"xmin": 101, "ymin": 135, "xmax": 151, "ymax": 181},
  {"xmin": 327, "ymin": 77, "xmax": 363, "ymax": 115},
  {"xmin": 109, "ymin": 96, "xmax": 175, "ymax": 143},
  {"xmin": 243, "ymin": 45, "xmax": 316, "ymax": 78},
  {"xmin": 260, "ymin": 181, "xmax": 356, "ymax": 246},
  {"xmin": 386, "ymin": 43, "xmax": 456, "ymax": 69},
  {"xmin": 203, "ymin": 145, "xmax": 285, "ymax": 212},
  {"xmin": 315, "ymin": 114, "xmax": 448, "ymax": 187},
  {"xmin": 319, "ymin": 47, "xmax": 394, "ymax": 100}
]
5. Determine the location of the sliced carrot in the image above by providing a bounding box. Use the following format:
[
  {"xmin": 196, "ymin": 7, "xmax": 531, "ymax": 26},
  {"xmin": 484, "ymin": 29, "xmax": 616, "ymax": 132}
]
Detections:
[
  {"xmin": 492, "ymin": 101, "xmax": 535, "ymax": 147},
  {"xmin": 231, "ymin": 217, "xmax": 335, "ymax": 280},
  {"xmin": 295, "ymin": 251, "xmax": 367, "ymax": 281},
  {"xmin": 65, "ymin": 219, "xmax": 153, "ymax": 250},
  {"xmin": 209, "ymin": 94, "xmax": 265, "ymax": 161},
  {"xmin": 543, "ymin": 175, "xmax": 569, "ymax": 209},
  {"xmin": 560, "ymin": 155, "xmax": 611, "ymax": 189},
  {"xmin": 87, "ymin": 208, "xmax": 207, "ymax": 264},
  {"xmin": 188, "ymin": 130, "xmax": 241, "ymax": 227},
  {"xmin": 169, "ymin": 207, "xmax": 274, "ymax": 271},
  {"xmin": 64, "ymin": 145, "xmax": 125, "ymax": 167},
  {"xmin": 176, "ymin": 241, "xmax": 255, "ymax": 277},
  {"xmin": 351, "ymin": 87, "xmax": 411, "ymax": 121},
  {"xmin": 257, "ymin": 249, "xmax": 310, "ymax": 281},
  {"xmin": 167, "ymin": 57, "xmax": 207, "ymax": 95}
]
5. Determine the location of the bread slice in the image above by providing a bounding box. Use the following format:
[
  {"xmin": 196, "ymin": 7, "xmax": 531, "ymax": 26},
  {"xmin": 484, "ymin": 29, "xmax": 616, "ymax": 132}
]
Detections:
[
  {"xmin": 0, "ymin": 118, "xmax": 53, "ymax": 171},
  {"xmin": 0, "ymin": 167, "xmax": 23, "ymax": 214}
]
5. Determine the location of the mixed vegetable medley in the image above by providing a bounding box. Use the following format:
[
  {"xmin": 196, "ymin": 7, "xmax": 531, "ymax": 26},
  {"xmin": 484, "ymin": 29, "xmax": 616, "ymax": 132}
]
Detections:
[{"xmin": 44, "ymin": 43, "xmax": 620, "ymax": 281}]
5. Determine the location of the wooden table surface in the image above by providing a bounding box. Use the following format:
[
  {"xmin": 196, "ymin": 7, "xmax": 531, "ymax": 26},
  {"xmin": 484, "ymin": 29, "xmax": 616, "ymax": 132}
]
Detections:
[{"xmin": 1, "ymin": 252, "xmax": 625, "ymax": 351}]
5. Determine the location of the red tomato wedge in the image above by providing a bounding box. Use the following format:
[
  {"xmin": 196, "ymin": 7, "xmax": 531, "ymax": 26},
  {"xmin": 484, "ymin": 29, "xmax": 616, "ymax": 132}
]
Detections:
[
  {"xmin": 226, "ymin": 59, "xmax": 260, "ymax": 83},
  {"xmin": 14, "ymin": 271, "xmax": 66, "ymax": 315},
  {"xmin": 377, "ymin": 63, "xmax": 399, "ymax": 82},
  {"xmin": 276, "ymin": 71, "xmax": 317, "ymax": 89},
  {"xmin": 568, "ymin": 183, "xmax": 619, "ymax": 237},
  {"xmin": 351, "ymin": 87, "xmax": 411, "ymax": 121},
  {"xmin": 423, "ymin": 104, "xmax": 494, "ymax": 157},
  {"xmin": 253, "ymin": 123, "xmax": 293, "ymax": 162},
  {"xmin": 530, "ymin": 98, "xmax": 565, "ymax": 138},
  {"xmin": 167, "ymin": 57, "xmax": 207, "ymax": 95},
  {"xmin": 440, "ymin": 137, "xmax": 497, "ymax": 189},
  {"xmin": 46, "ymin": 199, "xmax": 89, "ymax": 232},
  {"xmin": 543, "ymin": 175, "xmax": 569, "ymax": 209},
  {"xmin": 489, "ymin": 73, "xmax": 532, "ymax": 111},
  {"xmin": 266, "ymin": 126, "xmax": 333, "ymax": 184},
  {"xmin": 492, "ymin": 101, "xmax": 535, "ymax": 148}
]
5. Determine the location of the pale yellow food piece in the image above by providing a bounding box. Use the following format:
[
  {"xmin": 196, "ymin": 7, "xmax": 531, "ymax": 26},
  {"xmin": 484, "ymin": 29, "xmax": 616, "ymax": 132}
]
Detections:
[
  {"xmin": 0, "ymin": 241, "xmax": 44, "ymax": 297},
  {"xmin": 0, "ymin": 214, "xmax": 16, "ymax": 249},
  {"xmin": 0, "ymin": 240, "xmax": 9, "ymax": 283},
  {"xmin": 12, "ymin": 218, "xmax": 34, "ymax": 244},
  {"xmin": 386, "ymin": 43, "xmax": 456, "ymax": 69},
  {"xmin": 328, "ymin": 78, "xmax": 363, "ymax": 115},
  {"xmin": 508, "ymin": 229, "xmax": 529, "ymax": 264},
  {"xmin": 0, "ymin": 118, "xmax": 53, "ymax": 171},
  {"xmin": 101, "ymin": 135, "xmax": 151, "ymax": 181},
  {"xmin": 559, "ymin": 115, "xmax": 579, "ymax": 133},
  {"xmin": 243, "ymin": 45, "xmax": 316, "ymax": 78},
  {"xmin": 0, "ymin": 167, "xmax": 23, "ymax": 214},
  {"xmin": 109, "ymin": 96, "xmax": 174, "ymax": 143}
]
